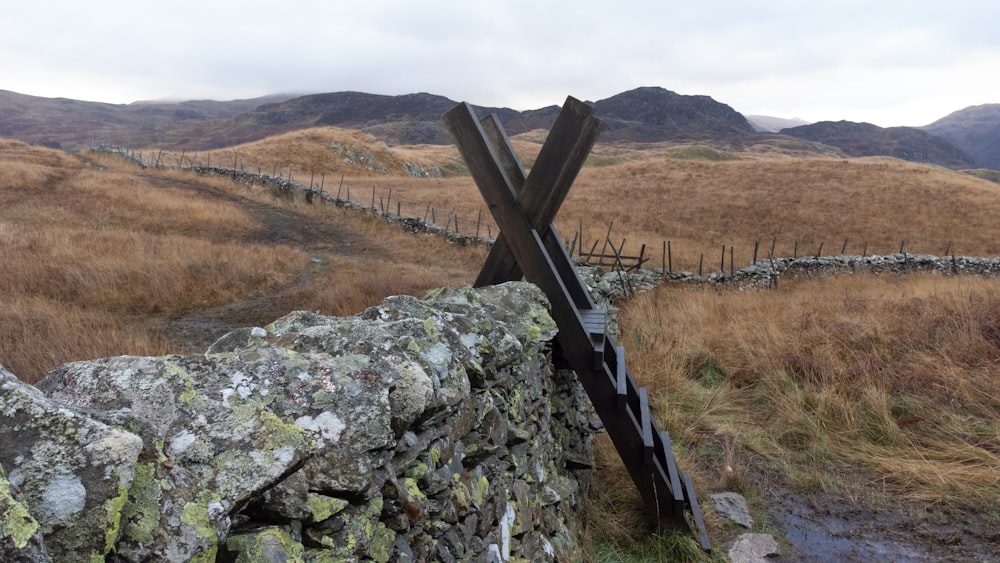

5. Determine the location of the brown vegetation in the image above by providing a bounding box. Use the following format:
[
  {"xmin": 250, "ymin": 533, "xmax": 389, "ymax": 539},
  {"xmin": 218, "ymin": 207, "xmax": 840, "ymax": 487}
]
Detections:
[
  {"xmin": 0, "ymin": 141, "xmax": 482, "ymax": 383},
  {"xmin": 5, "ymin": 130, "xmax": 1000, "ymax": 558}
]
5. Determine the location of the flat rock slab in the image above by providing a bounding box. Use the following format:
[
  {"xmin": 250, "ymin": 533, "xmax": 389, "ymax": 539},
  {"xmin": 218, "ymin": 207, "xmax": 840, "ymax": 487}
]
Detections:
[
  {"xmin": 712, "ymin": 492, "xmax": 754, "ymax": 528},
  {"xmin": 728, "ymin": 533, "xmax": 781, "ymax": 562}
]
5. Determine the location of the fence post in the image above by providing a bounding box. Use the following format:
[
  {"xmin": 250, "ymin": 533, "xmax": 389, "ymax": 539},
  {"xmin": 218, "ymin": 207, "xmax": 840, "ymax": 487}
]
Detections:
[{"xmin": 752, "ymin": 240, "xmax": 759, "ymax": 265}]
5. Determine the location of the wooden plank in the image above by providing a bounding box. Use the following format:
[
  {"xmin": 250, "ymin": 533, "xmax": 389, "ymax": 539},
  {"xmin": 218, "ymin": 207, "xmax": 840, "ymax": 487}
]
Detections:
[
  {"xmin": 476, "ymin": 97, "xmax": 603, "ymax": 288},
  {"xmin": 682, "ymin": 471, "xmax": 712, "ymax": 552},
  {"xmin": 639, "ymin": 387, "xmax": 654, "ymax": 465},
  {"xmin": 474, "ymin": 115, "xmax": 526, "ymax": 286},
  {"xmin": 616, "ymin": 345, "xmax": 627, "ymax": 414},
  {"xmin": 444, "ymin": 102, "xmax": 596, "ymax": 376},
  {"xmin": 660, "ymin": 431, "xmax": 686, "ymax": 507}
]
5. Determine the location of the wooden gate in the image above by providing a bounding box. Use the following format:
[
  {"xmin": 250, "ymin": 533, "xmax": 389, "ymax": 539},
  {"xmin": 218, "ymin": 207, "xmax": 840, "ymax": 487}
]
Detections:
[{"xmin": 444, "ymin": 97, "xmax": 711, "ymax": 550}]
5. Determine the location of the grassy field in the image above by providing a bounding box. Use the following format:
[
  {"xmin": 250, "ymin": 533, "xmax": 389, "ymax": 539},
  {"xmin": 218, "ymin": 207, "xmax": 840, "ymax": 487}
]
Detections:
[{"xmin": 3, "ymin": 134, "xmax": 1000, "ymax": 559}]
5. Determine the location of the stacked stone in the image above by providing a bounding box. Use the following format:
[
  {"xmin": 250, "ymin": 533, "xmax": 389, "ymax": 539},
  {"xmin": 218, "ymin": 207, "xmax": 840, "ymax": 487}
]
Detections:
[{"xmin": 0, "ymin": 282, "xmax": 595, "ymax": 562}]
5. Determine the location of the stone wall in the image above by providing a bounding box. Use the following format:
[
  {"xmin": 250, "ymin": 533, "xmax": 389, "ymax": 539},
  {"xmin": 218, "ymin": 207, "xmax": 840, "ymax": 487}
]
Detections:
[{"xmin": 0, "ymin": 282, "xmax": 596, "ymax": 562}]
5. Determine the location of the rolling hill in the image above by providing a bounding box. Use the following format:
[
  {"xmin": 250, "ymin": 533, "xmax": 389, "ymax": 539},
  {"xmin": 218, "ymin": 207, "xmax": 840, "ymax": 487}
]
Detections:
[
  {"xmin": 922, "ymin": 104, "xmax": 1000, "ymax": 170},
  {"xmin": 779, "ymin": 120, "xmax": 975, "ymax": 168},
  {"xmin": 2, "ymin": 87, "xmax": 998, "ymax": 170}
]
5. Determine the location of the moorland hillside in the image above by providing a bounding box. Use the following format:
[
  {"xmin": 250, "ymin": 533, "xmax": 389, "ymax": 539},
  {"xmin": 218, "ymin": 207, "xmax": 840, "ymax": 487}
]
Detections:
[{"xmin": 4, "ymin": 130, "xmax": 1000, "ymax": 560}]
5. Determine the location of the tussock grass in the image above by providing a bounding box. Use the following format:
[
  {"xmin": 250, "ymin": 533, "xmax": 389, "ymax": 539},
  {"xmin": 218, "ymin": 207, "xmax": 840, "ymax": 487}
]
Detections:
[
  {"xmin": 334, "ymin": 154, "xmax": 1000, "ymax": 275},
  {"xmin": 603, "ymin": 274, "xmax": 1000, "ymax": 551},
  {"xmin": 1, "ymin": 143, "xmax": 483, "ymax": 383}
]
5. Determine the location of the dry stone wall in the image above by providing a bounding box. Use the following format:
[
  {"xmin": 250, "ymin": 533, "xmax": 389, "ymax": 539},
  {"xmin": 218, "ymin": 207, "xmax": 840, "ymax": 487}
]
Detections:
[{"xmin": 0, "ymin": 282, "xmax": 596, "ymax": 562}]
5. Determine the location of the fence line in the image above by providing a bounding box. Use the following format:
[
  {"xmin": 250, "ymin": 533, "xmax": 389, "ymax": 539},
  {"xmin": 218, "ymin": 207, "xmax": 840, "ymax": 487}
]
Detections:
[{"xmin": 90, "ymin": 142, "xmax": 997, "ymax": 286}]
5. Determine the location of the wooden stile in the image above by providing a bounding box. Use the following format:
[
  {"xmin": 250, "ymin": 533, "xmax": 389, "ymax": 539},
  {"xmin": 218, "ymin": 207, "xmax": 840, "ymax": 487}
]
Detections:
[{"xmin": 444, "ymin": 97, "xmax": 711, "ymax": 550}]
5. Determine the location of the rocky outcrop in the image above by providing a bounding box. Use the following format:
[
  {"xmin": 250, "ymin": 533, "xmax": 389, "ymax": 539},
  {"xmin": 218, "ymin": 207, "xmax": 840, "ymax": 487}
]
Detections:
[{"xmin": 1, "ymin": 282, "xmax": 596, "ymax": 562}]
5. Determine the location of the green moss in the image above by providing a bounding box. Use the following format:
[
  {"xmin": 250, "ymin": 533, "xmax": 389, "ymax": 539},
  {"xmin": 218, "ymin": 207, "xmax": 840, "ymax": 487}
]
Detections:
[
  {"xmin": 226, "ymin": 527, "xmax": 305, "ymax": 562},
  {"xmin": 180, "ymin": 492, "xmax": 223, "ymax": 561},
  {"xmin": 422, "ymin": 317, "xmax": 439, "ymax": 342},
  {"xmin": 475, "ymin": 475, "xmax": 490, "ymax": 507},
  {"xmin": 528, "ymin": 324, "xmax": 542, "ymax": 341},
  {"xmin": 368, "ymin": 522, "xmax": 395, "ymax": 563},
  {"xmin": 103, "ymin": 483, "xmax": 129, "ymax": 554},
  {"xmin": 165, "ymin": 360, "xmax": 201, "ymax": 408},
  {"xmin": 120, "ymin": 462, "xmax": 163, "ymax": 544},
  {"xmin": 0, "ymin": 472, "xmax": 39, "ymax": 549},
  {"xmin": 306, "ymin": 494, "xmax": 347, "ymax": 522},
  {"xmin": 259, "ymin": 410, "xmax": 314, "ymax": 454},
  {"xmin": 404, "ymin": 462, "xmax": 429, "ymax": 480},
  {"xmin": 407, "ymin": 338, "xmax": 421, "ymax": 354},
  {"xmin": 403, "ymin": 477, "xmax": 426, "ymax": 502}
]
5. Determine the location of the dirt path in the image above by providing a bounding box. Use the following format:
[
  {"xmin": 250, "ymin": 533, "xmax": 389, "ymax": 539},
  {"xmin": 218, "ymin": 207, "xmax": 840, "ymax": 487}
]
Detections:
[{"xmin": 139, "ymin": 175, "xmax": 383, "ymax": 351}]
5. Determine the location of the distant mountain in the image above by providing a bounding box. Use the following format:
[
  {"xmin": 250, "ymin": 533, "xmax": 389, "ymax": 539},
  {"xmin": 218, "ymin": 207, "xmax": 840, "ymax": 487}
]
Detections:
[
  {"xmin": 1, "ymin": 87, "xmax": 994, "ymax": 170},
  {"xmin": 0, "ymin": 87, "xmax": 755, "ymax": 151},
  {"xmin": 229, "ymin": 87, "xmax": 751, "ymax": 146},
  {"xmin": 922, "ymin": 104, "xmax": 1000, "ymax": 170},
  {"xmin": 593, "ymin": 87, "xmax": 755, "ymax": 142},
  {"xmin": 746, "ymin": 115, "xmax": 810, "ymax": 133},
  {"xmin": 780, "ymin": 120, "xmax": 974, "ymax": 168},
  {"xmin": 0, "ymin": 90, "xmax": 295, "ymax": 150}
]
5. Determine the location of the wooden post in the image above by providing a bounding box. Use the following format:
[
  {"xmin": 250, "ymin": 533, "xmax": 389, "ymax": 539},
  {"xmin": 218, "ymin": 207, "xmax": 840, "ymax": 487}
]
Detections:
[
  {"xmin": 841, "ymin": 239, "xmax": 848, "ymax": 254},
  {"xmin": 699, "ymin": 254, "xmax": 704, "ymax": 277},
  {"xmin": 424, "ymin": 203, "xmax": 431, "ymax": 222},
  {"xmin": 476, "ymin": 208, "xmax": 482, "ymax": 238},
  {"xmin": 371, "ymin": 186, "xmax": 376, "ymax": 210},
  {"xmin": 793, "ymin": 240, "xmax": 798, "ymax": 259},
  {"xmin": 945, "ymin": 240, "xmax": 952, "ymax": 256},
  {"xmin": 753, "ymin": 240, "xmax": 759, "ymax": 265},
  {"xmin": 662, "ymin": 241, "xmax": 667, "ymax": 274},
  {"xmin": 601, "ymin": 221, "xmax": 614, "ymax": 259},
  {"xmin": 730, "ymin": 245, "xmax": 735, "ymax": 277},
  {"xmin": 900, "ymin": 240, "xmax": 906, "ymax": 254},
  {"xmin": 720, "ymin": 245, "xmax": 726, "ymax": 274},
  {"xmin": 816, "ymin": 242, "xmax": 823, "ymax": 259},
  {"xmin": 668, "ymin": 241, "xmax": 672, "ymax": 274},
  {"xmin": 771, "ymin": 236, "xmax": 777, "ymax": 259},
  {"xmin": 862, "ymin": 240, "xmax": 868, "ymax": 258}
]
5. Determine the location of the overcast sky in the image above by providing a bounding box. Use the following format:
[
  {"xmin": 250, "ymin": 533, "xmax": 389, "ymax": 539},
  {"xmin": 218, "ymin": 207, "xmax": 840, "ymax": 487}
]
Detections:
[{"xmin": 3, "ymin": 1, "xmax": 998, "ymax": 127}]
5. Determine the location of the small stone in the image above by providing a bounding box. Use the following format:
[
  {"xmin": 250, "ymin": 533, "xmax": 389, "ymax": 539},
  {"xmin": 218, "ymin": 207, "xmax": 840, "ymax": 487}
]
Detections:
[
  {"xmin": 712, "ymin": 492, "xmax": 754, "ymax": 528},
  {"xmin": 728, "ymin": 533, "xmax": 781, "ymax": 562}
]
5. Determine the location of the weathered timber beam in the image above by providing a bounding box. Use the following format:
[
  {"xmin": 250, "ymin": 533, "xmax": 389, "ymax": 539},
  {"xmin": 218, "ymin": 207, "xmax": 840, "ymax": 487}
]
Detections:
[
  {"xmin": 475, "ymin": 97, "xmax": 603, "ymax": 288},
  {"xmin": 443, "ymin": 102, "xmax": 594, "ymax": 362}
]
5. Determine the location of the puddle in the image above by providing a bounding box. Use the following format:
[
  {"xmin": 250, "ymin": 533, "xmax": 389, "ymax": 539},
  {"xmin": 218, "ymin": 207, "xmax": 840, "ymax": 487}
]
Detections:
[{"xmin": 770, "ymin": 492, "xmax": 934, "ymax": 562}]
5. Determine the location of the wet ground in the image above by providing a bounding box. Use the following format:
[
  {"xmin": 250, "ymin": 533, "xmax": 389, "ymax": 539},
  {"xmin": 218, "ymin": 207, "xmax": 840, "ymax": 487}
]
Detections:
[{"xmin": 765, "ymin": 487, "xmax": 998, "ymax": 561}]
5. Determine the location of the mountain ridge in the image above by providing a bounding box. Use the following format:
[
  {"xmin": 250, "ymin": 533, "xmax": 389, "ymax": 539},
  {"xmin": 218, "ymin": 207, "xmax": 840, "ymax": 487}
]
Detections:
[{"xmin": 1, "ymin": 87, "xmax": 997, "ymax": 170}]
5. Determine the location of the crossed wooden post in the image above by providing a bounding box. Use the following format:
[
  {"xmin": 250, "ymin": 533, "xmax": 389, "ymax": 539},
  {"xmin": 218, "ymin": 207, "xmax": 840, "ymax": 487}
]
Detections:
[{"xmin": 444, "ymin": 97, "xmax": 711, "ymax": 550}]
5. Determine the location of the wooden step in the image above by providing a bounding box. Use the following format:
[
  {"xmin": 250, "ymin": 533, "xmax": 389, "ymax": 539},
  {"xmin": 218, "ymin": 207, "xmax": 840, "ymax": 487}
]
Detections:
[
  {"xmin": 639, "ymin": 387, "xmax": 654, "ymax": 465},
  {"xmin": 580, "ymin": 309, "xmax": 606, "ymax": 369},
  {"xmin": 615, "ymin": 345, "xmax": 627, "ymax": 414}
]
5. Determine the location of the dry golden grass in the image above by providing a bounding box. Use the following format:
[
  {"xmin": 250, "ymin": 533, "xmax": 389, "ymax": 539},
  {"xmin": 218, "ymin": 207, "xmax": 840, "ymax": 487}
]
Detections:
[
  {"xmin": 608, "ymin": 274, "xmax": 1000, "ymax": 550},
  {"xmin": 1, "ymin": 143, "xmax": 483, "ymax": 383},
  {"xmin": 333, "ymin": 153, "xmax": 1000, "ymax": 276},
  {"xmin": 174, "ymin": 127, "xmax": 460, "ymax": 178},
  {"xmin": 10, "ymin": 129, "xmax": 1000, "ymax": 556}
]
